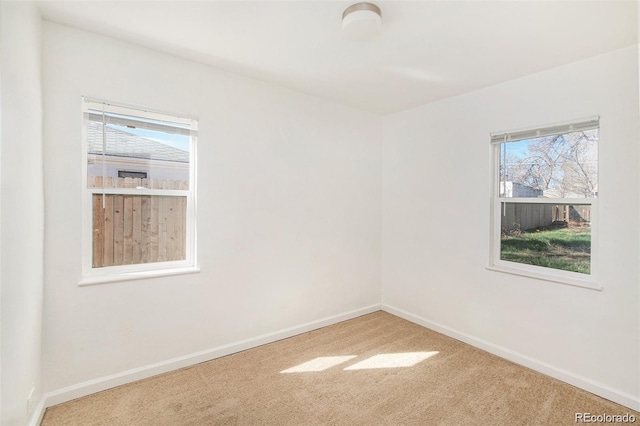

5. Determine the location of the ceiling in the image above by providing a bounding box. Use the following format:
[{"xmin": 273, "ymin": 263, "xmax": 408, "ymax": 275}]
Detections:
[{"xmin": 37, "ymin": 1, "xmax": 637, "ymax": 115}]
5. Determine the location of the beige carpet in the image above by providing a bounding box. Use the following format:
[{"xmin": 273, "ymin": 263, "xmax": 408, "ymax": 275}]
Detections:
[{"xmin": 41, "ymin": 311, "xmax": 639, "ymax": 425}]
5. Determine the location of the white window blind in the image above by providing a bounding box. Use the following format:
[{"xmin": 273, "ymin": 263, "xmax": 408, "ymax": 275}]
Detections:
[
  {"xmin": 84, "ymin": 100, "xmax": 197, "ymax": 137},
  {"xmin": 490, "ymin": 116, "xmax": 599, "ymax": 144}
]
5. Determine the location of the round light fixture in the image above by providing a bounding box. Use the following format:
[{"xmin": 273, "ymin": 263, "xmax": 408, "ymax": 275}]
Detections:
[{"xmin": 342, "ymin": 2, "xmax": 382, "ymax": 41}]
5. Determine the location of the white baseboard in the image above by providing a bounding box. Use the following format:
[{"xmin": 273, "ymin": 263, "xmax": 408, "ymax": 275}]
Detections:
[
  {"xmin": 29, "ymin": 304, "xmax": 381, "ymax": 425},
  {"xmin": 382, "ymin": 304, "xmax": 640, "ymax": 412},
  {"xmin": 28, "ymin": 393, "xmax": 47, "ymax": 426}
]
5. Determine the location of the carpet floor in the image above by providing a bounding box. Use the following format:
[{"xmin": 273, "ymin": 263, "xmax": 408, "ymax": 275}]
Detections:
[{"xmin": 41, "ymin": 311, "xmax": 639, "ymax": 425}]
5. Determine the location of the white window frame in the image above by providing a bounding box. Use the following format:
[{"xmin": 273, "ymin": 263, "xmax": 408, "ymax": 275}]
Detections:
[
  {"xmin": 80, "ymin": 98, "xmax": 198, "ymax": 285},
  {"xmin": 487, "ymin": 116, "xmax": 601, "ymax": 291}
]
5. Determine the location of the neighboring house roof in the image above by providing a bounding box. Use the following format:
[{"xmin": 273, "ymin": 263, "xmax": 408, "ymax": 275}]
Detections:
[{"xmin": 87, "ymin": 120, "xmax": 189, "ymax": 163}]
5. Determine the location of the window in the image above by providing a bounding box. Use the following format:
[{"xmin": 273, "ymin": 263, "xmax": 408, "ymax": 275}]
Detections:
[
  {"xmin": 118, "ymin": 170, "xmax": 148, "ymax": 179},
  {"xmin": 81, "ymin": 99, "xmax": 198, "ymax": 284},
  {"xmin": 489, "ymin": 117, "xmax": 599, "ymax": 288}
]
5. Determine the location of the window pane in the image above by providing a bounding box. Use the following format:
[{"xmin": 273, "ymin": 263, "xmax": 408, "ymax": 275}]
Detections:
[
  {"xmin": 87, "ymin": 119, "xmax": 190, "ymax": 189},
  {"xmin": 499, "ymin": 129, "xmax": 598, "ymax": 198},
  {"xmin": 92, "ymin": 194, "xmax": 187, "ymax": 268},
  {"xmin": 500, "ymin": 203, "xmax": 591, "ymax": 274}
]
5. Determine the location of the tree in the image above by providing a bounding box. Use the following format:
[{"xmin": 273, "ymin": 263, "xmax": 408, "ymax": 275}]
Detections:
[
  {"xmin": 504, "ymin": 129, "xmax": 597, "ymax": 198},
  {"xmin": 560, "ymin": 130, "xmax": 598, "ymax": 198}
]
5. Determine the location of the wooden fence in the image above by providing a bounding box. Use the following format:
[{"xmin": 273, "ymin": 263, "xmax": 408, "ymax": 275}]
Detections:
[
  {"xmin": 89, "ymin": 176, "xmax": 187, "ymax": 267},
  {"xmin": 501, "ymin": 203, "xmax": 591, "ymax": 233}
]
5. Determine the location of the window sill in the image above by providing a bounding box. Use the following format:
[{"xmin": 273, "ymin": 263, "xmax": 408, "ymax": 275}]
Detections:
[
  {"xmin": 486, "ymin": 264, "xmax": 602, "ymax": 291},
  {"xmin": 79, "ymin": 266, "xmax": 200, "ymax": 286}
]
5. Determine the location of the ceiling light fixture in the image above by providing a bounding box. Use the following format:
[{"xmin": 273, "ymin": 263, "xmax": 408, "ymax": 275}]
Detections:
[{"xmin": 342, "ymin": 2, "xmax": 382, "ymax": 41}]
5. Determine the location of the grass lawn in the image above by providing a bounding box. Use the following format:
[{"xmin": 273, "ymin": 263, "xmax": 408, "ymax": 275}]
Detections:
[{"xmin": 501, "ymin": 225, "xmax": 591, "ymax": 274}]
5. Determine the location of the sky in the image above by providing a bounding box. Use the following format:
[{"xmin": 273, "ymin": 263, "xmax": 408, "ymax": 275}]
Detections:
[{"xmin": 122, "ymin": 126, "xmax": 190, "ymax": 152}]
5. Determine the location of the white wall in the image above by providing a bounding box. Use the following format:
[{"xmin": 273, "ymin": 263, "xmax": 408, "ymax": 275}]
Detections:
[
  {"xmin": 0, "ymin": 2, "xmax": 44, "ymax": 425},
  {"xmin": 1, "ymin": 4, "xmax": 3, "ymax": 422},
  {"xmin": 382, "ymin": 46, "xmax": 640, "ymax": 408},
  {"xmin": 42, "ymin": 22, "xmax": 381, "ymax": 393},
  {"xmin": 1, "ymin": 4, "xmax": 3, "ymax": 420}
]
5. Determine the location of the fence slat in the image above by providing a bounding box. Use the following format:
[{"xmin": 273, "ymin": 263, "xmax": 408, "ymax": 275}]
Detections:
[
  {"xmin": 132, "ymin": 196, "xmax": 142, "ymax": 264},
  {"xmin": 92, "ymin": 195, "xmax": 104, "ymax": 267},
  {"xmin": 166, "ymin": 198, "xmax": 177, "ymax": 261},
  {"xmin": 122, "ymin": 178, "xmax": 134, "ymax": 264},
  {"xmin": 175, "ymin": 197, "xmax": 186, "ymax": 261},
  {"xmin": 123, "ymin": 195, "xmax": 134, "ymax": 264},
  {"xmin": 149, "ymin": 194, "xmax": 160, "ymax": 262},
  {"xmin": 113, "ymin": 195, "xmax": 124, "ymax": 264},
  {"xmin": 103, "ymin": 194, "xmax": 114, "ymax": 266},
  {"xmin": 140, "ymin": 196, "xmax": 150, "ymax": 264},
  {"xmin": 158, "ymin": 193, "xmax": 168, "ymax": 262}
]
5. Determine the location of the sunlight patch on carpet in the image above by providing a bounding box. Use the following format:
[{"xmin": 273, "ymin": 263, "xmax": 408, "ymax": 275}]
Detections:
[
  {"xmin": 344, "ymin": 352, "xmax": 439, "ymax": 370},
  {"xmin": 280, "ymin": 356, "xmax": 358, "ymax": 373}
]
